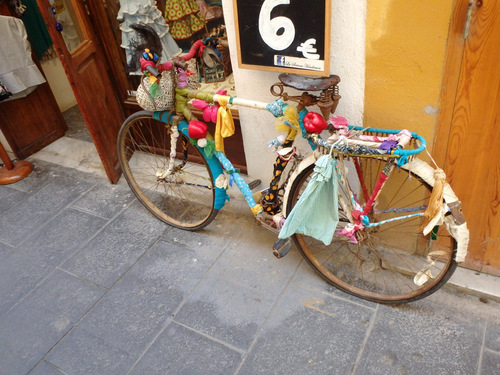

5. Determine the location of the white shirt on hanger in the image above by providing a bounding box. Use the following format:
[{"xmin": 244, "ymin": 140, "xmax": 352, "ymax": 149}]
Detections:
[{"xmin": 0, "ymin": 15, "xmax": 46, "ymax": 100}]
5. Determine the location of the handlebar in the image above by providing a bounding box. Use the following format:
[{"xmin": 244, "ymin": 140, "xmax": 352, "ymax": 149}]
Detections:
[{"xmin": 145, "ymin": 65, "xmax": 161, "ymax": 79}]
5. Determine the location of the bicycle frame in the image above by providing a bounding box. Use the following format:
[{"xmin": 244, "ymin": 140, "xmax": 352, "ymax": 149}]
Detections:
[{"xmin": 157, "ymin": 90, "xmax": 433, "ymax": 237}]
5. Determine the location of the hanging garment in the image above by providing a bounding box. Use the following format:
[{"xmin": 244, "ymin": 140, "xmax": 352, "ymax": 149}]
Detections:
[
  {"xmin": 165, "ymin": 0, "xmax": 206, "ymax": 40},
  {"xmin": 18, "ymin": 0, "xmax": 54, "ymax": 60},
  {"xmin": 118, "ymin": 0, "xmax": 182, "ymax": 74},
  {"xmin": 0, "ymin": 15, "xmax": 46, "ymax": 101},
  {"xmin": 278, "ymin": 154, "xmax": 340, "ymax": 245}
]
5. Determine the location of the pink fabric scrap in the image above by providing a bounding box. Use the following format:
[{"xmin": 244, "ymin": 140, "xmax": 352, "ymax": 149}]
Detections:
[
  {"xmin": 334, "ymin": 223, "xmax": 364, "ymax": 244},
  {"xmin": 329, "ymin": 115, "xmax": 349, "ymax": 129},
  {"xmin": 191, "ymin": 90, "xmax": 227, "ymax": 123}
]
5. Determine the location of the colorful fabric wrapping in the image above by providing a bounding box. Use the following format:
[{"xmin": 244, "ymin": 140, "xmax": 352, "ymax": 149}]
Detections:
[
  {"xmin": 153, "ymin": 111, "xmax": 229, "ymax": 210},
  {"xmin": 214, "ymin": 96, "xmax": 235, "ymax": 153},
  {"xmin": 215, "ymin": 151, "xmax": 261, "ymax": 214},
  {"xmin": 262, "ymin": 139, "xmax": 294, "ymax": 215},
  {"xmin": 266, "ymin": 99, "xmax": 287, "ymax": 117}
]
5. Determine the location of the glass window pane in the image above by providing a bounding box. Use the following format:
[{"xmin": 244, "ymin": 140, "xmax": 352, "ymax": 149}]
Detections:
[{"xmin": 50, "ymin": 0, "xmax": 85, "ymax": 52}]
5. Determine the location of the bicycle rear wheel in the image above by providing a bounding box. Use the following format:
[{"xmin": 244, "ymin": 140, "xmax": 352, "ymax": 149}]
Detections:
[
  {"xmin": 117, "ymin": 111, "xmax": 218, "ymax": 230},
  {"xmin": 287, "ymin": 157, "xmax": 457, "ymax": 304}
]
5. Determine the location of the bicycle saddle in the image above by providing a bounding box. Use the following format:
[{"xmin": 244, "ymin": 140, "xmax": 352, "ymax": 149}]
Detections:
[{"xmin": 278, "ymin": 73, "xmax": 340, "ymax": 91}]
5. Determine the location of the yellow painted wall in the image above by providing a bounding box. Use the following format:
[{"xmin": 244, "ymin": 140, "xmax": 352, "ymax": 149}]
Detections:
[{"xmin": 365, "ymin": 0, "xmax": 454, "ymax": 148}]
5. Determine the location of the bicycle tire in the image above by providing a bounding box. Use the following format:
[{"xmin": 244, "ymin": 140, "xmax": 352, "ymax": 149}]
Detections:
[
  {"xmin": 117, "ymin": 111, "xmax": 218, "ymax": 230},
  {"xmin": 287, "ymin": 157, "xmax": 457, "ymax": 304}
]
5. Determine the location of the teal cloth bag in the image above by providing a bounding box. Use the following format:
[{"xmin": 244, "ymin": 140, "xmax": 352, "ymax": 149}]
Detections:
[{"xmin": 279, "ymin": 154, "xmax": 339, "ymax": 245}]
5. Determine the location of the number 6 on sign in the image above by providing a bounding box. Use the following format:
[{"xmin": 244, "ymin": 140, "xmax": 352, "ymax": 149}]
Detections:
[{"xmin": 258, "ymin": 0, "xmax": 295, "ymax": 51}]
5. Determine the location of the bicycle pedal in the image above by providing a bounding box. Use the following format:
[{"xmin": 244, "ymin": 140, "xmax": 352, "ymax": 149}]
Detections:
[
  {"xmin": 254, "ymin": 214, "xmax": 280, "ymax": 234},
  {"xmin": 248, "ymin": 179, "xmax": 262, "ymax": 190},
  {"xmin": 272, "ymin": 238, "xmax": 292, "ymax": 259}
]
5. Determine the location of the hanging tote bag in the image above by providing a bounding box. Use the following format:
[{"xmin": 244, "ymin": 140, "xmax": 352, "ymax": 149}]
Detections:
[{"xmin": 136, "ymin": 70, "xmax": 175, "ymax": 111}]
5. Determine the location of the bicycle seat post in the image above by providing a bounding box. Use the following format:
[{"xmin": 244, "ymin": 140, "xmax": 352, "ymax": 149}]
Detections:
[{"xmin": 270, "ymin": 73, "xmax": 341, "ymax": 120}]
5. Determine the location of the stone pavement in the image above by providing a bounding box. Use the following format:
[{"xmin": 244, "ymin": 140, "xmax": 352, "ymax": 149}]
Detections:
[{"xmin": 0, "ymin": 159, "xmax": 499, "ymax": 375}]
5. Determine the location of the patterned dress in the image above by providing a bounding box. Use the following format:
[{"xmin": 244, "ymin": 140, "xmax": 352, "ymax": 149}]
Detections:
[{"xmin": 165, "ymin": 0, "xmax": 206, "ymax": 40}]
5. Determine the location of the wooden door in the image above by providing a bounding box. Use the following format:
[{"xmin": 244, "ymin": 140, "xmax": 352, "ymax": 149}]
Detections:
[
  {"xmin": 0, "ymin": 1, "xmax": 67, "ymax": 159},
  {"xmin": 85, "ymin": 0, "xmax": 131, "ymax": 103},
  {"xmin": 435, "ymin": 0, "xmax": 500, "ymax": 276},
  {"xmin": 36, "ymin": 0, "xmax": 125, "ymax": 183}
]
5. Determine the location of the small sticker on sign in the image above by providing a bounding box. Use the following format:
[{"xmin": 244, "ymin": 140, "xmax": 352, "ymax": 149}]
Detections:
[{"xmin": 274, "ymin": 55, "xmax": 324, "ymax": 72}]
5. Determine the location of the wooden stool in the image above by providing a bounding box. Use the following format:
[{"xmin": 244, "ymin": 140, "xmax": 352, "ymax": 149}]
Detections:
[{"xmin": 0, "ymin": 140, "xmax": 33, "ymax": 184}]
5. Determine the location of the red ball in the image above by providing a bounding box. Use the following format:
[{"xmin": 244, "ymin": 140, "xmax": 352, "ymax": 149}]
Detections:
[
  {"xmin": 188, "ymin": 120, "xmax": 208, "ymax": 139},
  {"xmin": 303, "ymin": 112, "xmax": 327, "ymax": 133}
]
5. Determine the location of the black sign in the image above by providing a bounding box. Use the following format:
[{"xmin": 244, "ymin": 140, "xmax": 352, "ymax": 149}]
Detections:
[{"xmin": 233, "ymin": 0, "xmax": 331, "ymax": 76}]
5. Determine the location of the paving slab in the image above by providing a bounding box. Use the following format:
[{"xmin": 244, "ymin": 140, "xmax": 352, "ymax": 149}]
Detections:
[
  {"xmin": 29, "ymin": 360, "xmax": 66, "ymax": 375},
  {"xmin": 355, "ymin": 302, "xmax": 484, "ymax": 375},
  {"xmin": 60, "ymin": 201, "xmax": 167, "ymax": 289},
  {"xmin": 221, "ymin": 214, "xmax": 303, "ymax": 297},
  {"xmin": 292, "ymin": 259, "xmax": 380, "ymax": 308},
  {"xmin": 0, "ymin": 208, "xmax": 107, "ymax": 315},
  {"xmin": 0, "ymin": 240, "xmax": 13, "ymax": 261},
  {"xmin": 0, "ymin": 269, "xmax": 104, "ymax": 375},
  {"xmin": 481, "ymin": 350, "xmax": 500, "ymax": 374},
  {"xmin": 485, "ymin": 321, "xmax": 500, "ymax": 352},
  {"xmin": 238, "ymin": 284, "xmax": 375, "ymax": 375},
  {"xmin": 162, "ymin": 212, "xmax": 239, "ymax": 251},
  {"xmin": 4, "ymin": 161, "xmax": 68, "ymax": 194},
  {"xmin": 71, "ymin": 181, "xmax": 135, "ymax": 219},
  {"xmin": 44, "ymin": 234, "xmax": 229, "ymax": 374},
  {"xmin": 45, "ymin": 322, "xmax": 137, "ymax": 375},
  {"xmin": 128, "ymin": 322, "xmax": 243, "ymax": 375},
  {"xmin": 0, "ymin": 185, "xmax": 28, "ymax": 213},
  {"xmin": 173, "ymin": 212, "xmax": 303, "ymax": 351},
  {"xmin": 0, "ymin": 174, "xmax": 95, "ymax": 246},
  {"xmin": 174, "ymin": 272, "xmax": 279, "ymax": 351}
]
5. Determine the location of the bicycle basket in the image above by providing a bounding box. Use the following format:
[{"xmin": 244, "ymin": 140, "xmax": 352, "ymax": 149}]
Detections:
[{"xmin": 136, "ymin": 70, "xmax": 175, "ymax": 111}]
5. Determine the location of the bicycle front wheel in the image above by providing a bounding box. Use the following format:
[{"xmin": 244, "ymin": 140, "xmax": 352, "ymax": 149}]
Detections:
[
  {"xmin": 288, "ymin": 158, "xmax": 457, "ymax": 304},
  {"xmin": 117, "ymin": 111, "xmax": 218, "ymax": 230}
]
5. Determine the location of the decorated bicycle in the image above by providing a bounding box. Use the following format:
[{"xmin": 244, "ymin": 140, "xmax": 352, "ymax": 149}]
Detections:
[{"xmin": 118, "ymin": 25, "xmax": 469, "ymax": 304}]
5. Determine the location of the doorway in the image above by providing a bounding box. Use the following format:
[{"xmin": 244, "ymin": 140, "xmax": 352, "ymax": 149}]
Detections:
[
  {"xmin": 39, "ymin": 57, "xmax": 94, "ymax": 144},
  {"xmin": 3, "ymin": 0, "xmax": 247, "ymax": 182}
]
